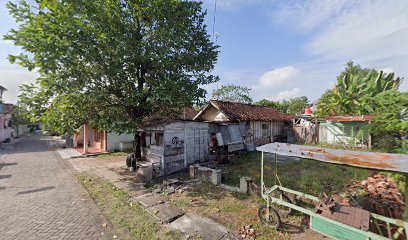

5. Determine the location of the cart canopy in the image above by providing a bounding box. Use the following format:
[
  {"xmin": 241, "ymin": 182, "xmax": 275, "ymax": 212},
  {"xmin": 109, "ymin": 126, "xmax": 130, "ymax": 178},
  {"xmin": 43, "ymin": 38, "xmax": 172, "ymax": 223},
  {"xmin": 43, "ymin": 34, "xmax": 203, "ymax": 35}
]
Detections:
[{"xmin": 257, "ymin": 143, "xmax": 408, "ymax": 174}]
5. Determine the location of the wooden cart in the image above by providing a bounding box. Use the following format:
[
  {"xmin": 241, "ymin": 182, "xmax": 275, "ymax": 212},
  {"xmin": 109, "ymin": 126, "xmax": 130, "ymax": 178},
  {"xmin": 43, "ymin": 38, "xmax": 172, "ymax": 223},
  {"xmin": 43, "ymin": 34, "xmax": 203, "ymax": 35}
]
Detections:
[{"xmin": 257, "ymin": 143, "xmax": 408, "ymax": 240}]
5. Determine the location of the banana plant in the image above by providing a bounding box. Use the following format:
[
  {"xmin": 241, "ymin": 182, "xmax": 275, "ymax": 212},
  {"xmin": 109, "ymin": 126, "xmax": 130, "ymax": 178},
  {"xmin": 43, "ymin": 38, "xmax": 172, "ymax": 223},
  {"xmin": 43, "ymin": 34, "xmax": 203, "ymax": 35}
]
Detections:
[{"xmin": 316, "ymin": 67, "xmax": 403, "ymax": 117}]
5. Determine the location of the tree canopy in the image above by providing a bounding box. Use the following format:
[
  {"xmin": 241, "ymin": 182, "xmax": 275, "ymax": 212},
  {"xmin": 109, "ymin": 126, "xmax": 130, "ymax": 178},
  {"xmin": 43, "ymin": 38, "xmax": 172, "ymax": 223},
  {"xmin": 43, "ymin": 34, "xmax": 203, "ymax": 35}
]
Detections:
[
  {"xmin": 315, "ymin": 61, "xmax": 402, "ymax": 117},
  {"xmin": 367, "ymin": 90, "xmax": 408, "ymax": 152},
  {"xmin": 256, "ymin": 96, "xmax": 309, "ymax": 115},
  {"xmin": 211, "ymin": 84, "xmax": 252, "ymax": 104},
  {"xmin": 6, "ymin": 0, "xmax": 219, "ymax": 135}
]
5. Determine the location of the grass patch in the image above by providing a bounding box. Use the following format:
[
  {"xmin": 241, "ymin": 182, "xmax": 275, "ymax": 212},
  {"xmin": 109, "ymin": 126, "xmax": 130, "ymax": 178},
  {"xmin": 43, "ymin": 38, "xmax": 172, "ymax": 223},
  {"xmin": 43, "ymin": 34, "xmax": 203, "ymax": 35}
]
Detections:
[
  {"xmin": 78, "ymin": 175, "xmax": 182, "ymax": 240},
  {"xmin": 169, "ymin": 183, "xmax": 292, "ymax": 240},
  {"xmin": 96, "ymin": 152, "xmax": 130, "ymax": 158},
  {"xmin": 221, "ymin": 152, "xmax": 370, "ymax": 196}
]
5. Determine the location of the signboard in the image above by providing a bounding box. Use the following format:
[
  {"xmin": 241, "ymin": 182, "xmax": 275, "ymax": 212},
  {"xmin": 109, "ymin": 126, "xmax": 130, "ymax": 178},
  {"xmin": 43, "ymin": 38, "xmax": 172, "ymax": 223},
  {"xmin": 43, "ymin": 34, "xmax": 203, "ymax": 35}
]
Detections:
[{"xmin": 0, "ymin": 104, "xmax": 4, "ymax": 113}]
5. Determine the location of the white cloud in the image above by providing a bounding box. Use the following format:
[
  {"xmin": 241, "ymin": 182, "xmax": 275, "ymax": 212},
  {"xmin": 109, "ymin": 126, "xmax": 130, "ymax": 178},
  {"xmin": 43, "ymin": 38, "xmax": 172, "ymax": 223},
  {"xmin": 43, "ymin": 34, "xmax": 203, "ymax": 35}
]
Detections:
[
  {"xmin": 258, "ymin": 66, "xmax": 300, "ymax": 87},
  {"xmin": 0, "ymin": 68, "xmax": 38, "ymax": 104},
  {"xmin": 273, "ymin": 1, "xmax": 408, "ymax": 62},
  {"xmin": 270, "ymin": 0, "xmax": 408, "ymax": 93},
  {"xmin": 249, "ymin": 66, "xmax": 303, "ymax": 101},
  {"xmin": 273, "ymin": 0, "xmax": 355, "ymax": 32},
  {"xmin": 271, "ymin": 88, "xmax": 301, "ymax": 102},
  {"xmin": 202, "ymin": 0, "xmax": 272, "ymax": 11}
]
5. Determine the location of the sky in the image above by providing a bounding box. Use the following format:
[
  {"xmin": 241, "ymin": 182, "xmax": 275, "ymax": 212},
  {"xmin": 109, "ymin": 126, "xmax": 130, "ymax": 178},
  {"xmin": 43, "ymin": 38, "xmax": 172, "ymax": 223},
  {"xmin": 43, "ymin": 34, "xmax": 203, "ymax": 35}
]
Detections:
[{"xmin": 1, "ymin": 0, "xmax": 408, "ymax": 104}]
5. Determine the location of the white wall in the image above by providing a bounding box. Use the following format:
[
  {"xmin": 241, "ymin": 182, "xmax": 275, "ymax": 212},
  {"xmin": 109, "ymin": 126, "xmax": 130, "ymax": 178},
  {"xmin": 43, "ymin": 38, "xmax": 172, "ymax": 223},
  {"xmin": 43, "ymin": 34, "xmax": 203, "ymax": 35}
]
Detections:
[
  {"xmin": 0, "ymin": 114, "xmax": 13, "ymax": 142},
  {"xmin": 200, "ymin": 107, "xmax": 229, "ymax": 122},
  {"xmin": 106, "ymin": 132, "xmax": 134, "ymax": 152},
  {"xmin": 16, "ymin": 124, "xmax": 30, "ymax": 137}
]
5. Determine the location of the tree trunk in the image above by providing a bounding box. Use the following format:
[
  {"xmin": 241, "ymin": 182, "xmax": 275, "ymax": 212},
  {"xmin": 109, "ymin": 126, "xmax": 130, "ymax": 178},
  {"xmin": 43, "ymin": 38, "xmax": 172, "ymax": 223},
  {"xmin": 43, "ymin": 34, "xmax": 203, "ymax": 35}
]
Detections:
[
  {"xmin": 141, "ymin": 132, "xmax": 146, "ymax": 148},
  {"xmin": 134, "ymin": 133, "xmax": 142, "ymax": 159}
]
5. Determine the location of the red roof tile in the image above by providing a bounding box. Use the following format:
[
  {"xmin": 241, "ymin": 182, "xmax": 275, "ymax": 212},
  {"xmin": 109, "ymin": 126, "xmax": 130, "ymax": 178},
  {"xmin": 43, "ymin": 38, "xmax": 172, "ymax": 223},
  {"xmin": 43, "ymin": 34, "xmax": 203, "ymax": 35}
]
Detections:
[{"xmin": 198, "ymin": 100, "xmax": 292, "ymax": 122}]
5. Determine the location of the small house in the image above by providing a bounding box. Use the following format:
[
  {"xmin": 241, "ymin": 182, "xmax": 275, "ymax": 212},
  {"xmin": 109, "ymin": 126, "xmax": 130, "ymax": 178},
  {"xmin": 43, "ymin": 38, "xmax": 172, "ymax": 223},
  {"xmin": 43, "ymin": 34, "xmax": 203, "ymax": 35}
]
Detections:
[
  {"xmin": 194, "ymin": 100, "xmax": 292, "ymax": 151},
  {"xmin": 141, "ymin": 108, "xmax": 209, "ymax": 175},
  {"xmin": 319, "ymin": 115, "xmax": 374, "ymax": 148},
  {"xmin": 0, "ymin": 103, "xmax": 14, "ymax": 143},
  {"xmin": 73, "ymin": 123, "xmax": 134, "ymax": 154}
]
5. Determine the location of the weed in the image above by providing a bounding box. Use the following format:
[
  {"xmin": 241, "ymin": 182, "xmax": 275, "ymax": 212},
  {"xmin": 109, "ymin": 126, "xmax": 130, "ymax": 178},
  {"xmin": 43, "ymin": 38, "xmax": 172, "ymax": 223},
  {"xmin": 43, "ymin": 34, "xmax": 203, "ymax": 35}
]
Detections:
[{"xmin": 78, "ymin": 175, "xmax": 182, "ymax": 240}]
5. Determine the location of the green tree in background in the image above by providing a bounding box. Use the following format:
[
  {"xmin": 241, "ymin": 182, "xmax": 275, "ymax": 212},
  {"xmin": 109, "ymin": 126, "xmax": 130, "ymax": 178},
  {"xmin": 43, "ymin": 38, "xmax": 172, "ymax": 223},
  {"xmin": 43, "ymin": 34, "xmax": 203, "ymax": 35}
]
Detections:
[
  {"xmin": 211, "ymin": 84, "xmax": 253, "ymax": 104},
  {"xmin": 255, "ymin": 99, "xmax": 284, "ymax": 111},
  {"xmin": 316, "ymin": 62, "xmax": 402, "ymax": 116},
  {"xmin": 286, "ymin": 96, "xmax": 309, "ymax": 115},
  {"xmin": 256, "ymin": 96, "xmax": 309, "ymax": 115},
  {"xmin": 5, "ymin": 0, "xmax": 219, "ymax": 154},
  {"xmin": 368, "ymin": 90, "xmax": 408, "ymax": 152}
]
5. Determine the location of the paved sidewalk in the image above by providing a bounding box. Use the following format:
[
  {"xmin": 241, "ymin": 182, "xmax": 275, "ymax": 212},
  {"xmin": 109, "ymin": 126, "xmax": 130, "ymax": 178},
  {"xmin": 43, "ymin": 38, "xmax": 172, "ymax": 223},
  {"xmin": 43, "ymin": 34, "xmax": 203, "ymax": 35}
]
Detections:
[
  {"xmin": 0, "ymin": 134, "xmax": 113, "ymax": 239},
  {"xmin": 62, "ymin": 151, "xmax": 231, "ymax": 239}
]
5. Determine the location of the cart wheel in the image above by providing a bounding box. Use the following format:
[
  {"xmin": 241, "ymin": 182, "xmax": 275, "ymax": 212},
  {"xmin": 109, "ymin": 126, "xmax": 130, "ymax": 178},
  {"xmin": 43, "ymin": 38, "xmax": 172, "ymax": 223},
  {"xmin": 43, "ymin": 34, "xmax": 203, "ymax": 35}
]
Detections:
[
  {"xmin": 258, "ymin": 205, "xmax": 281, "ymax": 229},
  {"xmin": 272, "ymin": 194, "xmax": 295, "ymax": 218}
]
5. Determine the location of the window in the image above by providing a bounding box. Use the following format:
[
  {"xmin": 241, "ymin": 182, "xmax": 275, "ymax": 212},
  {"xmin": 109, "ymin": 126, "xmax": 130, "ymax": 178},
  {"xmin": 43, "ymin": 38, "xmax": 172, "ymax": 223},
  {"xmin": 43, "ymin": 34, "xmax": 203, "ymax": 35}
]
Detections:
[
  {"xmin": 145, "ymin": 132, "xmax": 151, "ymax": 147},
  {"xmin": 146, "ymin": 131, "xmax": 164, "ymax": 146},
  {"xmin": 262, "ymin": 123, "xmax": 270, "ymax": 138}
]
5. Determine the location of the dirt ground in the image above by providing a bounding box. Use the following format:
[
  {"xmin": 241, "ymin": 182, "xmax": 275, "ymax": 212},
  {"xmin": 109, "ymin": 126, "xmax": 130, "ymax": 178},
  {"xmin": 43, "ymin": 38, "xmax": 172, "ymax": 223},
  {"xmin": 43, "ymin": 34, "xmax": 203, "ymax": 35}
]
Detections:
[{"xmin": 69, "ymin": 152, "xmax": 332, "ymax": 239}]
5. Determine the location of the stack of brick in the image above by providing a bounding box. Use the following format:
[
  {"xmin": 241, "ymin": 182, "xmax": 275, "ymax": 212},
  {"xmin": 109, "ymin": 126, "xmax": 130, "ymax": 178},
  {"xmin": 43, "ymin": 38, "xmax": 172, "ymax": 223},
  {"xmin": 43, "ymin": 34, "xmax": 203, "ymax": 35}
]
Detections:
[{"xmin": 347, "ymin": 174, "xmax": 404, "ymax": 219}]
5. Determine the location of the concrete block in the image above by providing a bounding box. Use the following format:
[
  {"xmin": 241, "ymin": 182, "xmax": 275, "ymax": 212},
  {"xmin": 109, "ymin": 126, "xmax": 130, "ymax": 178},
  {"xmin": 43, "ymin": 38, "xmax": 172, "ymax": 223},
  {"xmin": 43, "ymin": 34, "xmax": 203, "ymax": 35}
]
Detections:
[
  {"xmin": 211, "ymin": 169, "xmax": 222, "ymax": 185},
  {"xmin": 240, "ymin": 176, "xmax": 252, "ymax": 194},
  {"xmin": 189, "ymin": 165, "xmax": 196, "ymax": 178},
  {"xmin": 146, "ymin": 203, "xmax": 184, "ymax": 223},
  {"xmin": 135, "ymin": 194, "xmax": 165, "ymax": 208},
  {"xmin": 170, "ymin": 213, "xmax": 228, "ymax": 240}
]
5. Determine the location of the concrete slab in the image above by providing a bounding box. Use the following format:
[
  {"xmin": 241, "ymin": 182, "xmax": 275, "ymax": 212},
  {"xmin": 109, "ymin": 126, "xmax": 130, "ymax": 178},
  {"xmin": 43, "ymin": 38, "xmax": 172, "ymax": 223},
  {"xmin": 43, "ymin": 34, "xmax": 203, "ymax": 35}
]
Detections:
[
  {"xmin": 170, "ymin": 214, "xmax": 229, "ymax": 240},
  {"xmin": 57, "ymin": 148, "xmax": 82, "ymax": 159},
  {"xmin": 135, "ymin": 194, "xmax": 165, "ymax": 208},
  {"xmin": 147, "ymin": 203, "xmax": 184, "ymax": 223}
]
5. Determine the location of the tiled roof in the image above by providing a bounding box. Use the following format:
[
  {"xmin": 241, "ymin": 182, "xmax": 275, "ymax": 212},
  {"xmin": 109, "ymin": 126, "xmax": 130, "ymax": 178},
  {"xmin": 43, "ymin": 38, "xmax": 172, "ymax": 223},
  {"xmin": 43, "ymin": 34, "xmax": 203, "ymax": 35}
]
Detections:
[
  {"xmin": 325, "ymin": 115, "xmax": 376, "ymax": 122},
  {"xmin": 199, "ymin": 100, "xmax": 292, "ymax": 122},
  {"xmin": 141, "ymin": 107, "xmax": 198, "ymax": 128},
  {"xmin": 180, "ymin": 107, "xmax": 198, "ymax": 120}
]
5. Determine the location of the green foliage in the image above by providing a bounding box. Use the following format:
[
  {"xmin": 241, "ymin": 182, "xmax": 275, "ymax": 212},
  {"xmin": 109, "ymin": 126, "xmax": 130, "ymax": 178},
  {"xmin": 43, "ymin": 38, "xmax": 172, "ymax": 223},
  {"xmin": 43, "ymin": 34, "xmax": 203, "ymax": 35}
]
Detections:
[
  {"xmin": 220, "ymin": 152, "xmax": 369, "ymax": 196},
  {"xmin": 367, "ymin": 90, "xmax": 408, "ymax": 152},
  {"xmin": 316, "ymin": 61, "xmax": 402, "ymax": 117},
  {"xmin": 255, "ymin": 96, "xmax": 309, "ymax": 115},
  {"xmin": 11, "ymin": 103, "xmax": 30, "ymax": 126},
  {"xmin": 6, "ymin": 0, "xmax": 219, "ymax": 135},
  {"xmin": 286, "ymin": 96, "xmax": 309, "ymax": 115},
  {"xmin": 255, "ymin": 99, "xmax": 285, "ymax": 111},
  {"xmin": 79, "ymin": 175, "xmax": 182, "ymax": 239},
  {"xmin": 211, "ymin": 84, "xmax": 252, "ymax": 104}
]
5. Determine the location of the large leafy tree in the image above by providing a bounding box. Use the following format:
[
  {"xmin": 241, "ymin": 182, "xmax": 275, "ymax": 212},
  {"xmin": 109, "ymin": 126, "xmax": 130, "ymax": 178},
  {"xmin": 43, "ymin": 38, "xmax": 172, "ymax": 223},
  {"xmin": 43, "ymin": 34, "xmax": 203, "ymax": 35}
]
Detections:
[
  {"xmin": 5, "ymin": 0, "xmax": 218, "ymax": 141},
  {"xmin": 316, "ymin": 62, "xmax": 402, "ymax": 116},
  {"xmin": 211, "ymin": 84, "xmax": 252, "ymax": 104},
  {"xmin": 255, "ymin": 96, "xmax": 309, "ymax": 115},
  {"xmin": 368, "ymin": 90, "xmax": 408, "ymax": 152}
]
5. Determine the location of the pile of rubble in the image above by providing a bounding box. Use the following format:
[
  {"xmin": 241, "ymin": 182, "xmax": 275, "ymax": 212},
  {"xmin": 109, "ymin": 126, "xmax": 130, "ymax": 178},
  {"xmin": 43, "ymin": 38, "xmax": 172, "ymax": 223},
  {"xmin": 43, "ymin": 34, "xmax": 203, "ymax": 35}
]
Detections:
[
  {"xmin": 347, "ymin": 174, "xmax": 404, "ymax": 219},
  {"xmin": 236, "ymin": 225, "xmax": 256, "ymax": 240},
  {"xmin": 150, "ymin": 178, "xmax": 201, "ymax": 195}
]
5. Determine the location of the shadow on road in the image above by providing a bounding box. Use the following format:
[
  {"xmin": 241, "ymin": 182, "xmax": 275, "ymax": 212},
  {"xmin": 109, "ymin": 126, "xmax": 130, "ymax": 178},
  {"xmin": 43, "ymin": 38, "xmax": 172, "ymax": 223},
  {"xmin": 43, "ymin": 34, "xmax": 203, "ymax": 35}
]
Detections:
[{"xmin": 17, "ymin": 186, "xmax": 55, "ymax": 195}]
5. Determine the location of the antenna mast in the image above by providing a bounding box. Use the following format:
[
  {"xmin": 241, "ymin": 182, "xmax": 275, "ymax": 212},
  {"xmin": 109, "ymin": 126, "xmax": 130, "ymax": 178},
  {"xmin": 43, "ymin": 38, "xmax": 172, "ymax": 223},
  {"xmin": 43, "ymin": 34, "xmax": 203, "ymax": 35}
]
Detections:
[{"xmin": 212, "ymin": 0, "xmax": 217, "ymax": 43}]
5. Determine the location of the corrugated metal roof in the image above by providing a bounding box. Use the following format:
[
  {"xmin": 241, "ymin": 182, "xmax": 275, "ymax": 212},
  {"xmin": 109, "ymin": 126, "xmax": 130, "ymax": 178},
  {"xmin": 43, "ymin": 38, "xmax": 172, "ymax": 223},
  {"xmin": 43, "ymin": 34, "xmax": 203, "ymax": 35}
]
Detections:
[
  {"xmin": 257, "ymin": 142, "xmax": 408, "ymax": 174},
  {"xmin": 325, "ymin": 115, "xmax": 375, "ymax": 122}
]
